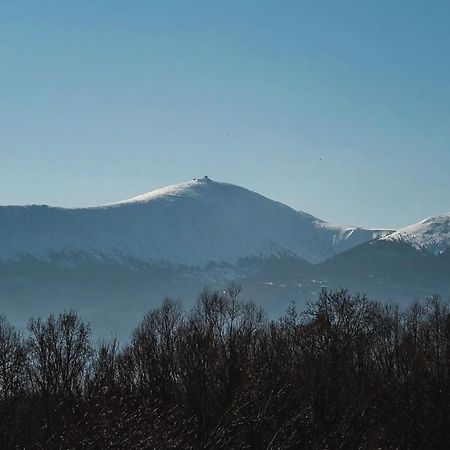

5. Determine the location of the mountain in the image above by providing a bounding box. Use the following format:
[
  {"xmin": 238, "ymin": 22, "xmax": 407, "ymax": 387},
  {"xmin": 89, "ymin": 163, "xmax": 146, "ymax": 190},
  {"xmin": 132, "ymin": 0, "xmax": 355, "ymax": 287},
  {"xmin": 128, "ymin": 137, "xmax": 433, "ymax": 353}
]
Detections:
[
  {"xmin": 3, "ymin": 177, "xmax": 449, "ymax": 338},
  {"xmin": 0, "ymin": 177, "xmax": 392, "ymax": 267},
  {"xmin": 317, "ymin": 214, "xmax": 450, "ymax": 302},
  {"xmin": 381, "ymin": 214, "xmax": 450, "ymax": 254},
  {"xmin": 0, "ymin": 177, "xmax": 395, "ymax": 338}
]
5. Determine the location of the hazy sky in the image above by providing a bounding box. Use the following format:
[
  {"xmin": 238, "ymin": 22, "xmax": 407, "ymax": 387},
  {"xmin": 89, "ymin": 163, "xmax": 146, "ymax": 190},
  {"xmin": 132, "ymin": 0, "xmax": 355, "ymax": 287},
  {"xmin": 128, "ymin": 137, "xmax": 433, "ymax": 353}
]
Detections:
[{"xmin": 1, "ymin": 1, "xmax": 449, "ymax": 229}]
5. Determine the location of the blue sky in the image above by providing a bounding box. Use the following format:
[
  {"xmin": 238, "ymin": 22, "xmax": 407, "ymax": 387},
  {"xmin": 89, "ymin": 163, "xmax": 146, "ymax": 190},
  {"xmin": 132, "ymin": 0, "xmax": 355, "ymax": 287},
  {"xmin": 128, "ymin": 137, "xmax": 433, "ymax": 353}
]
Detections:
[{"xmin": 1, "ymin": 1, "xmax": 449, "ymax": 229}]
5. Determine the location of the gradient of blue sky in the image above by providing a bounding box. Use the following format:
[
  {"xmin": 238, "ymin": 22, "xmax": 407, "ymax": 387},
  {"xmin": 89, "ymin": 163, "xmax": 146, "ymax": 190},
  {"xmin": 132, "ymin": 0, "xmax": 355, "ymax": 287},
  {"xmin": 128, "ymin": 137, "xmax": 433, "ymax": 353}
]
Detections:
[{"xmin": 1, "ymin": 1, "xmax": 449, "ymax": 228}]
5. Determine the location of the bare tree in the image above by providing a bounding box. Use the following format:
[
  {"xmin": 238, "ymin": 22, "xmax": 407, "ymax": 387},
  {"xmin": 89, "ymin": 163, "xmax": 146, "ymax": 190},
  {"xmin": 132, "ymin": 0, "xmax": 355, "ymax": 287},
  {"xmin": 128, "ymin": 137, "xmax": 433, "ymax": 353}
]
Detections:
[{"xmin": 27, "ymin": 311, "xmax": 92, "ymax": 399}]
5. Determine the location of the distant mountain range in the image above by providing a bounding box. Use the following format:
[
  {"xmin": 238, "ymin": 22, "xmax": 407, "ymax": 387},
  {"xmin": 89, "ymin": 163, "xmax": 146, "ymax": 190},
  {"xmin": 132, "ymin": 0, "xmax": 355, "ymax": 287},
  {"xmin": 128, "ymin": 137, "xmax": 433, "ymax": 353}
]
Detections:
[{"xmin": 1, "ymin": 177, "xmax": 449, "ymax": 338}]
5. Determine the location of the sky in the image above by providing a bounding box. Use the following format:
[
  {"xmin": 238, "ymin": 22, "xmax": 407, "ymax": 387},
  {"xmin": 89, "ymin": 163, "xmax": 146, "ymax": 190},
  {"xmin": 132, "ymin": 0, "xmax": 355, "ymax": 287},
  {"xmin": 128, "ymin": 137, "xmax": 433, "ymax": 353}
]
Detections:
[{"xmin": 1, "ymin": 1, "xmax": 449, "ymax": 229}]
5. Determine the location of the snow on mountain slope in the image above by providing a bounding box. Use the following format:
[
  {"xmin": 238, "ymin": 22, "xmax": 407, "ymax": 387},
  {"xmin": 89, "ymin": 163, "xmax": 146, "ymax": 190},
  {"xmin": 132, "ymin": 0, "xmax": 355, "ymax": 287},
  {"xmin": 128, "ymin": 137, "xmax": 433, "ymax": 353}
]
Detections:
[
  {"xmin": 381, "ymin": 213, "xmax": 450, "ymax": 254},
  {"xmin": 0, "ymin": 178, "xmax": 393, "ymax": 266}
]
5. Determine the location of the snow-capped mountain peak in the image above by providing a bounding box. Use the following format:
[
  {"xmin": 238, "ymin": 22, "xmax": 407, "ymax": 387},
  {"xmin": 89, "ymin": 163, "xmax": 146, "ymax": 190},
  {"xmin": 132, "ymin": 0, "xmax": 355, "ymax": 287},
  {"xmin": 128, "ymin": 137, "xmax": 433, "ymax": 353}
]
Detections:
[
  {"xmin": 0, "ymin": 178, "xmax": 393, "ymax": 266},
  {"xmin": 381, "ymin": 213, "xmax": 450, "ymax": 254}
]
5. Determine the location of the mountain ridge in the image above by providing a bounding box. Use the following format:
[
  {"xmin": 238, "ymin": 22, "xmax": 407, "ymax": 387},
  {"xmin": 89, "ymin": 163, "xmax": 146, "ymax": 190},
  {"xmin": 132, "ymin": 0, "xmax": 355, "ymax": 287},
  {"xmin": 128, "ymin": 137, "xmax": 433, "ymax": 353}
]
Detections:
[
  {"xmin": 0, "ymin": 177, "xmax": 393, "ymax": 266},
  {"xmin": 381, "ymin": 213, "xmax": 450, "ymax": 254}
]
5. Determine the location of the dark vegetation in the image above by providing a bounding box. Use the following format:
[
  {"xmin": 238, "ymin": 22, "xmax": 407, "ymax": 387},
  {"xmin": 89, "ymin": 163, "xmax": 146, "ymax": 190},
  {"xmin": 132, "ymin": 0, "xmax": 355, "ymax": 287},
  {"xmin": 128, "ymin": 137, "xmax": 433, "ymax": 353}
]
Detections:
[{"xmin": 1, "ymin": 286, "xmax": 450, "ymax": 449}]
